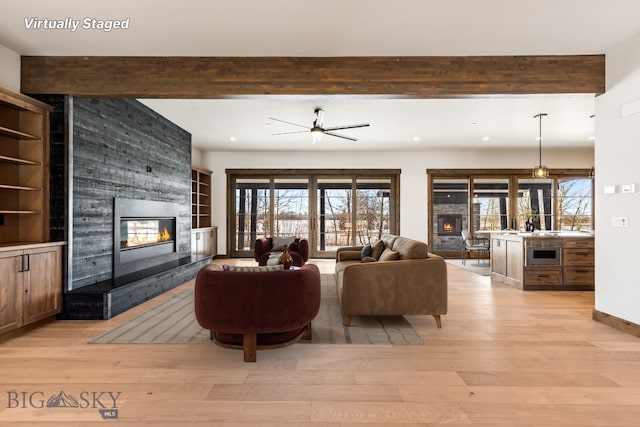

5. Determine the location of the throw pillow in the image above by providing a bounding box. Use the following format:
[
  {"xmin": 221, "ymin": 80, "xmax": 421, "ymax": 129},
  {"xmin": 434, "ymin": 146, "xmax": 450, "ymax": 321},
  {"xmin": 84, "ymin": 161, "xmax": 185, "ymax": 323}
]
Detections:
[
  {"xmin": 360, "ymin": 244, "xmax": 373, "ymax": 260},
  {"xmin": 271, "ymin": 235, "xmax": 296, "ymax": 251},
  {"xmin": 378, "ymin": 248, "xmax": 400, "ymax": 261},
  {"xmin": 266, "ymin": 253, "xmax": 281, "ymax": 266},
  {"xmin": 361, "ymin": 256, "xmax": 377, "ymax": 263},
  {"xmin": 371, "ymin": 239, "xmax": 386, "ymax": 260},
  {"xmin": 222, "ymin": 265, "xmax": 285, "ymax": 272}
]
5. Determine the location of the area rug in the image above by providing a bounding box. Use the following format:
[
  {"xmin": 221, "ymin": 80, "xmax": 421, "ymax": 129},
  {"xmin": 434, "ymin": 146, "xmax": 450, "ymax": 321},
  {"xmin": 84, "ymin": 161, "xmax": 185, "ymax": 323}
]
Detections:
[{"xmin": 89, "ymin": 274, "xmax": 423, "ymax": 345}]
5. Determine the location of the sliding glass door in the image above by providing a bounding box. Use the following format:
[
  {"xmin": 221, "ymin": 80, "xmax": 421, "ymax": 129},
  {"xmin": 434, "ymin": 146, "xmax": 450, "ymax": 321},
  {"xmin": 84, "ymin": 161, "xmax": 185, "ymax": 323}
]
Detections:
[{"xmin": 229, "ymin": 170, "xmax": 399, "ymax": 258}]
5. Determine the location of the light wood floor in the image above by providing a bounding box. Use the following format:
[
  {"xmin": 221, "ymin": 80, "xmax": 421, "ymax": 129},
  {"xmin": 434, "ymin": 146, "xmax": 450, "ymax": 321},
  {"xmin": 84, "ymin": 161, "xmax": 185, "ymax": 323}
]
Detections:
[{"xmin": 2, "ymin": 258, "xmax": 640, "ymax": 426}]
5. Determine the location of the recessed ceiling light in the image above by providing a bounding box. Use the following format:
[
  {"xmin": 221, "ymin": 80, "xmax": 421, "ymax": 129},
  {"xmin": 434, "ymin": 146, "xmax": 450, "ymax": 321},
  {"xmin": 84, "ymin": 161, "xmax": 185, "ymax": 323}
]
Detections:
[
  {"xmin": 413, "ymin": 136, "xmax": 420, "ymax": 141},
  {"xmin": 482, "ymin": 136, "xmax": 490, "ymax": 141},
  {"xmin": 230, "ymin": 137, "xmax": 236, "ymax": 141},
  {"xmin": 587, "ymin": 136, "xmax": 595, "ymax": 141}
]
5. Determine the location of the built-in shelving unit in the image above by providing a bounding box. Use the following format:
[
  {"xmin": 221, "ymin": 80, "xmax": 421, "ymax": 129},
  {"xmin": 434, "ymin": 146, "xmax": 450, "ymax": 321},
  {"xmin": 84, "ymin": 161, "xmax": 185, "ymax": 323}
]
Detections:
[
  {"xmin": 0, "ymin": 87, "xmax": 52, "ymax": 244},
  {"xmin": 191, "ymin": 167, "xmax": 212, "ymax": 229},
  {"xmin": 0, "ymin": 87, "xmax": 64, "ymax": 339}
]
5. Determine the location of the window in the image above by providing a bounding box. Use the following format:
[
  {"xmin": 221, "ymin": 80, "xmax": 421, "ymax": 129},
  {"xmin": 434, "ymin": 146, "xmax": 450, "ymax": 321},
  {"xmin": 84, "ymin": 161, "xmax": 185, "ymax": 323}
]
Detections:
[
  {"xmin": 229, "ymin": 170, "xmax": 400, "ymax": 258},
  {"xmin": 428, "ymin": 169, "xmax": 594, "ymax": 256},
  {"xmin": 557, "ymin": 178, "xmax": 593, "ymax": 231}
]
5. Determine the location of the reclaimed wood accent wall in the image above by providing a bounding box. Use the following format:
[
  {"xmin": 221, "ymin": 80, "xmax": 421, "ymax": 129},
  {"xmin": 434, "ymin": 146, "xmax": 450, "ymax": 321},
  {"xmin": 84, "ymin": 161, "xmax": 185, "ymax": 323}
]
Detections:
[
  {"xmin": 21, "ymin": 55, "xmax": 605, "ymax": 97},
  {"xmin": 69, "ymin": 98, "xmax": 192, "ymax": 288}
]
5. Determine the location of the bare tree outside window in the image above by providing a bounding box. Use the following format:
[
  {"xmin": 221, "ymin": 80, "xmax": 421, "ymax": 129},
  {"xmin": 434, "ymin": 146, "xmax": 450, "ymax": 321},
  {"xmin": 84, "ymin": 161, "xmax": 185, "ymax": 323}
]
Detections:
[{"xmin": 558, "ymin": 178, "xmax": 593, "ymax": 231}]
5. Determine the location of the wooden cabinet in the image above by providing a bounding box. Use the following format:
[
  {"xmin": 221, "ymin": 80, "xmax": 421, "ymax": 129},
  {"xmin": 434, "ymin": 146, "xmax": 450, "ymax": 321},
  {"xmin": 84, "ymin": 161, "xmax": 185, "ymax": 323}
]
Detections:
[
  {"xmin": 191, "ymin": 226, "xmax": 217, "ymax": 258},
  {"xmin": 490, "ymin": 235, "xmax": 524, "ymax": 288},
  {"xmin": 491, "ymin": 233, "xmax": 594, "ymax": 290},
  {"xmin": 191, "ymin": 167, "xmax": 212, "ymax": 229},
  {"xmin": 524, "ymin": 267, "xmax": 563, "ymax": 286},
  {"xmin": 563, "ymin": 239, "xmax": 595, "ymax": 286},
  {"xmin": 0, "ymin": 87, "xmax": 52, "ymax": 245},
  {"xmin": 0, "ymin": 243, "xmax": 63, "ymax": 336}
]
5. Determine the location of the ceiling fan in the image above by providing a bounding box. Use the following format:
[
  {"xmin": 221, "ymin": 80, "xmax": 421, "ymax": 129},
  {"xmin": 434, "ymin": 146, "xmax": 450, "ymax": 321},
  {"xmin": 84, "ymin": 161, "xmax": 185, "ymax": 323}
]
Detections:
[{"xmin": 269, "ymin": 107, "xmax": 370, "ymax": 143}]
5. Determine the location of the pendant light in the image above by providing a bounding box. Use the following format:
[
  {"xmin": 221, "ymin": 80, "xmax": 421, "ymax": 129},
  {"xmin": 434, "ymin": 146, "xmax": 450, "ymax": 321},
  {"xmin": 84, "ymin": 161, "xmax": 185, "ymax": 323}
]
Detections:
[{"xmin": 532, "ymin": 113, "xmax": 549, "ymax": 178}]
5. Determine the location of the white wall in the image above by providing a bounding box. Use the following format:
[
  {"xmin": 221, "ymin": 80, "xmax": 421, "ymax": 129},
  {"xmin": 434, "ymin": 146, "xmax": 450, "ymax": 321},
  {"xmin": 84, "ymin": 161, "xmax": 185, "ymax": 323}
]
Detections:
[
  {"xmin": 191, "ymin": 146, "xmax": 203, "ymax": 168},
  {"xmin": 202, "ymin": 147, "xmax": 593, "ymax": 255},
  {"xmin": 594, "ymin": 31, "xmax": 640, "ymax": 325},
  {"xmin": 0, "ymin": 43, "xmax": 20, "ymax": 92}
]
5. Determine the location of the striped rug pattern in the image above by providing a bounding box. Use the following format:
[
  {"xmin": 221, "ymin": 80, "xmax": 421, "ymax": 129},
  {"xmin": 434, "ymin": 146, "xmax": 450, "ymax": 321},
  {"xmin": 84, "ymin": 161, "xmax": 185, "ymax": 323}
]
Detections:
[{"xmin": 90, "ymin": 274, "xmax": 423, "ymax": 345}]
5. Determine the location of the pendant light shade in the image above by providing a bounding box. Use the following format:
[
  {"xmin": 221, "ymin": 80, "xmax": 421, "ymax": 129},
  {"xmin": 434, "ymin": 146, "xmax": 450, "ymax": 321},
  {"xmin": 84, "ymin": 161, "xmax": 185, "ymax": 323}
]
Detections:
[{"xmin": 532, "ymin": 113, "xmax": 549, "ymax": 178}]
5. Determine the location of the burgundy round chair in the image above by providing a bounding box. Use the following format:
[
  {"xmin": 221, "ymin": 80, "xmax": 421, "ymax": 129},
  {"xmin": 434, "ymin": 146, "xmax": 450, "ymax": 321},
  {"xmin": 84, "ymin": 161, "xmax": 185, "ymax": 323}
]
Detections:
[
  {"xmin": 254, "ymin": 237, "xmax": 309, "ymax": 267},
  {"xmin": 194, "ymin": 263, "xmax": 321, "ymax": 362}
]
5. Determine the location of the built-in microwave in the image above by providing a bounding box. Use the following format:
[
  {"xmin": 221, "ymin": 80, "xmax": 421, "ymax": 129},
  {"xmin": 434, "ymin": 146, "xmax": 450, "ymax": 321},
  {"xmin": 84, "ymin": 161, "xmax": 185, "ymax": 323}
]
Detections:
[{"xmin": 526, "ymin": 245, "xmax": 562, "ymax": 266}]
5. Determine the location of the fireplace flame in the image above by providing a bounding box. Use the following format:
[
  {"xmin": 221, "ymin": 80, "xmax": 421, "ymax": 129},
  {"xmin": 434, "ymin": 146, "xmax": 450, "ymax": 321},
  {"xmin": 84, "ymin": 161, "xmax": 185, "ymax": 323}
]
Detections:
[
  {"xmin": 158, "ymin": 227, "xmax": 171, "ymax": 242},
  {"xmin": 443, "ymin": 223, "xmax": 454, "ymax": 231},
  {"xmin": 124, "ymin": 226, "xmax": 172, "ymax": 248}
]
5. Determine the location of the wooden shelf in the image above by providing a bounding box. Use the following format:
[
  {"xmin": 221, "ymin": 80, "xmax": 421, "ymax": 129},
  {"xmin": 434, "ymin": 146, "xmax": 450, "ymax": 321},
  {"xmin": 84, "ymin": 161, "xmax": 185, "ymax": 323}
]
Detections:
[
  {"xmin": 0, "ymin": 155, "xmax": 40, "ymax": 166},
  {"xmin": 0, "ymin": 184, "xmax": 40, "ymax": 191},
  {"xmin": 0, "ymin": 210, "xmax": 41, "ymax": 214},
  {"xmin": 191, "ymin": 167, "xmax": 212, "ymax": 229},
  {"xmin": 0, "ymin": 87, "xmax": 51, "ymax": 244},
  {"xmin": 0, "ymin": 126, "xmax": 40, "ymax": 141}
]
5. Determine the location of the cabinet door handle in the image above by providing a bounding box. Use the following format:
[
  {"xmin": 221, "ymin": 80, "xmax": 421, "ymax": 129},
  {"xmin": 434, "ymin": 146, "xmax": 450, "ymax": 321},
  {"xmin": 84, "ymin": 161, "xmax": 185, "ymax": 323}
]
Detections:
[
  {"xmin": 575, "ymin": 269, "xmax": 590, "ymax": 273},
  {"xmin": 19, "ymin": 254, "xmax": 30, "ymax": 272}
]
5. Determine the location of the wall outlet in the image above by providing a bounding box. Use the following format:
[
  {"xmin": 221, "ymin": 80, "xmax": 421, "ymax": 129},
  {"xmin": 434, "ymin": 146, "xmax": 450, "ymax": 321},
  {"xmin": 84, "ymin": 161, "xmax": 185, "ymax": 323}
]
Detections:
[{"xmin": 611, "ymin": 216, "xmax": 629, "ymax": 227}]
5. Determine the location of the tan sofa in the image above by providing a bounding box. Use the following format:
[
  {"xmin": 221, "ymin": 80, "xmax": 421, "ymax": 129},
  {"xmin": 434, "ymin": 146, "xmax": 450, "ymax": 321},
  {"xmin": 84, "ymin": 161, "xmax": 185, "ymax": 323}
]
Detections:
[{"xmin": 335, "ymin": 234, "xmax": 447, "ymax": 328}]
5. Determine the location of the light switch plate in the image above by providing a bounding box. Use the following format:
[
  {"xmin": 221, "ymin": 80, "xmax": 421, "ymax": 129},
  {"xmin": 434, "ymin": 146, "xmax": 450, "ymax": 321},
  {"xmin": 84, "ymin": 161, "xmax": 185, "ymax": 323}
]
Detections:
[
  {"xmin": 611, "ymin": 216, "xmax": 629, "ymax": 227},
  {"xmin": 621, "ymin": 183, "xmax": 636, "ymax": 194},
  {"xmin": 603, "ymin": 185, "xmax": 616, "ymax": 194}
]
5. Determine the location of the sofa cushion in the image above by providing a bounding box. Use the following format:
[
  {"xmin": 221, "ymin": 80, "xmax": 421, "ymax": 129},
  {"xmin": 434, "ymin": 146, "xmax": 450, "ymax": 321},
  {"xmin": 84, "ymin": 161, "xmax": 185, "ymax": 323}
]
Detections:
[
  {"xmin": 378, "ymin": 248, "xmax": 400, "ymax": 261},
  {"xmin": 371, "ymin": 239, "xmax": 386, "ymax": 260},
  {"xmin": 222, "ymin": 265, "xmax": 284, "ymax": 272},
  {"xmin": 338, "ymin": 251, "xmax": 362, "ymax": 262},
  {"xmin": 360, "ymin": 244, "xmax": 372, "ymax": 259},
  {"xmin": 392, "ymin": 237, "xmax": 428, "ymax": 259}
]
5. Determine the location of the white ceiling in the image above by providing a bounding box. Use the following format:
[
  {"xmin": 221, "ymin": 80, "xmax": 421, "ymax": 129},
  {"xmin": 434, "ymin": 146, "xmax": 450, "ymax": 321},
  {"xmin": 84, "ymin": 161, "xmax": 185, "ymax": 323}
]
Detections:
[{"xmin": 2, "ymin": 0, "xmax": 640, "ymax": 152}]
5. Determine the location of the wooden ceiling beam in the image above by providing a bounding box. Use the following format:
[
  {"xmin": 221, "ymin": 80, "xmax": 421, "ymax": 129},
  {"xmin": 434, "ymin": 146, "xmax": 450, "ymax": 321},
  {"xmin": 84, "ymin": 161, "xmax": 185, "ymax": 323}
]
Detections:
[{"xmin": 20, "ymin": 55, "xmax": 605, "ymax": 98}]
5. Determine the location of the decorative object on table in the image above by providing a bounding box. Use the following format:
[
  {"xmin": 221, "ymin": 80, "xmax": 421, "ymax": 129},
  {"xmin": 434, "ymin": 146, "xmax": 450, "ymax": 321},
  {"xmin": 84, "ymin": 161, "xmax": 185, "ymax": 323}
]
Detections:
[{"xmin": 279, "ymin": 246, "xmax": 294, "ymax": 269}]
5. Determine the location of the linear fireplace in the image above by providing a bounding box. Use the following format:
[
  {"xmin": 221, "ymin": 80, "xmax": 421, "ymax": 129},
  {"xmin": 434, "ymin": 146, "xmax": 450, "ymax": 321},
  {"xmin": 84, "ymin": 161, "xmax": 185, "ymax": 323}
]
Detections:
[{"xmin": 114, "ymin": 198, "xmax": 180, "ymax": 278}]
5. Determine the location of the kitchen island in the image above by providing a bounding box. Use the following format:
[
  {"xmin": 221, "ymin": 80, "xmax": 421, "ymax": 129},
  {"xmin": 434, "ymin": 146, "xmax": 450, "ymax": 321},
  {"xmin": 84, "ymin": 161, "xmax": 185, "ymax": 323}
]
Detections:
[{"xmin": 490, "ymin": 231, "xmax": 594, "ymax": 290}]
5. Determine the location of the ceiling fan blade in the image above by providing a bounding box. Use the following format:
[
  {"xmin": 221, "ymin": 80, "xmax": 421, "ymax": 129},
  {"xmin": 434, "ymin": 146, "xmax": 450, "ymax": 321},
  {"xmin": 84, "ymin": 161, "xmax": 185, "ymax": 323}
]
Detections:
[
  {"xmin": 323, "ymin": 131, "xmax": 358, "ymax": 141},
  {"xmin": 272, "ymin": 130, "xmax": 310, "ymax": 136},
  {"xmin": 324, "ymin": 123, "xmax": 370, "ymax": 131},
  {"xmin": 268, "ymin": 117, "xmax": 310, "ymax": 129}
]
